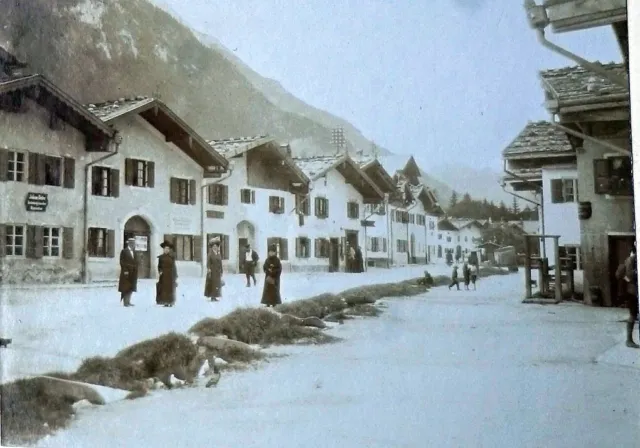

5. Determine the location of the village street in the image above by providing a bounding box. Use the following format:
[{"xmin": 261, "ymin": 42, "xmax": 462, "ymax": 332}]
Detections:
[
  {"xmin": 40, "ymin": 273, "xmax": 639, "ymax": 448},
  {"xmin": 0, "ymin": 265, "xmax": 451, "ymax": 381}
]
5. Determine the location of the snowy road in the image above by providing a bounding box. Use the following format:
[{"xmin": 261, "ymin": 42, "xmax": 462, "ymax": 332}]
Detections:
[
  {"xmin": 1, "ymin": 265, "xmax": 449, "ymax": 381},
  {"xmin": 40, "ymin": 274, "xmax": 640, "ymax": 448}
]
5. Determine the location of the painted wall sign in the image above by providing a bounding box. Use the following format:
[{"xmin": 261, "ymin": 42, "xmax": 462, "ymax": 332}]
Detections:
[{"xmin": 25, "ymin": 192, "xmax": 49, "ymax": 212}]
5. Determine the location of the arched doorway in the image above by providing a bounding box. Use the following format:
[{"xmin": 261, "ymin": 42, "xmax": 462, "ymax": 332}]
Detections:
[
  {"xmin": 236, "ymin": 220, "xmax": 256, "ymax": 273},
  {"xmin": 124, "ymin": 216, "xmax": 151, "ymax": 278}
]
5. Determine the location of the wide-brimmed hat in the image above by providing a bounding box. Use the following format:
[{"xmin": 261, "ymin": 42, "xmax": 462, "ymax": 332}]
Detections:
[
  {"xmin": 209, "ymin": 236, "xmax": 221, "ymax": 246},
  {"xmin": 126, "ymin": 237, "xmax": 135, "ymax": 242},
  {"xmin": 160, "ymin": 240, "xmax": 174, "ymax": 249}
]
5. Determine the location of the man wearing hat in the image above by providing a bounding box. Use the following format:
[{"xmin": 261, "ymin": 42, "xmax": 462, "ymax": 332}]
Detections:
[
  {"xmin": 242, "ymin": 243, "xmax": 260, "ymax": 287},
  {"xmin": 118, "ymin": 237, "xmax": 139, "ymax": 307},
  {"xmin": 204, "ymin": 236, "xmax": 224, "ymax": 301}
]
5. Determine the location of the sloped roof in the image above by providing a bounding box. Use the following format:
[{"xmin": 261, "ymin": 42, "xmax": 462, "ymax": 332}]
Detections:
[
  {"xmin": 87, "ymin": 96, "xmax": 227, "ymax": 170},
  {"xmin": 502, "ymin": 121, "xmax": 574, "ymax": 157},
  {"xmin": 378, "ymin": 154, "xmax": 411, "ymax": 176},
  {"xmin": 438, "ymin": 218, "xmax": 458, "ymax": 231},
  {"xmin": 450, "ymin": 219, "xmax": 484, "ymax": 230},
  {"xmin": 207, "ymin": 135, "xmax": 271, "ymax": 158},
  {"xmin": 0, "ymin": 74, "xmax": 113, "ymax": 146},
  {"xmin": 356, "ymin": 156, "xmax": 397, "ymax": 194},
  {"xmin": 294, "ymin": 155, "xmax": 344, "ymax": 180},
  {"xmin": 540, "ymin": 63, "xmax": 628, "ymax": 106}
]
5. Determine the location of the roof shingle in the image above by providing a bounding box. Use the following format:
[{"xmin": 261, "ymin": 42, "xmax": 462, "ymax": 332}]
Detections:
[
  {"xmin": 502, "ymin": 121, "xmax": 573, "ymax": 157},
  {"xmin": 540, "ymin": 62, "xmax": 628, "ymax": 105},
  {"xmin": 293, "ymin": 155, "xmax": 344, "ymax": 180},
  {"xmin": 86, "ymin": 96, "xmax": 154, "ymax": 121},
  {"xmin": 207, "ymin": 135, "xmax": 271, "ymax": 158}
]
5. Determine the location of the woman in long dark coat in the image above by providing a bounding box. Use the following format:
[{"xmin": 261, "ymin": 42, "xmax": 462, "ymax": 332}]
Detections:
[
  {"xmin": 204, "ymin": 238, "xmax": 223, "ymax": 302},
  {"xmin": 261, "ymin": 244, "xmax": 282, "ymax": 307},
  {"xmin": 157, "ymin": 240, "xmax": 178, "ymax": 307}
]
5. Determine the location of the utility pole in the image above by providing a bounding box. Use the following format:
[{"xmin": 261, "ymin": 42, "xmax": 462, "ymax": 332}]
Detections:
[{"xmin": 331, "ymin": 127, "xmax": 346, "ymax": 155}]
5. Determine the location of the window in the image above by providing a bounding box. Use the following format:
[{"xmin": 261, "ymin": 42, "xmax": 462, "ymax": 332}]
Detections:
[
  {"xmin": 397, "ymin": 239, "xmax": 408, "ymax": 253},
  {"xmin": 409, "ymin": 214, "xmax": 415, "ymax": 224},
  {"xmin": 43, "ymin": 156, "xmax": 61, "ymax": 186},
  {"xmin": 395, "ymin": 211, "xmax": 409, "ymax": 223},
  {"xmin": 7, "ymin": 150, "xmax": 25, "ymax": 181},
  {"xmin": 457, "ymin": 236, "xmax": 460, "ymax": 242},
  {"xmin": 88, "ymin": 228, "xmax": 114, "ymax": 258},
  {"xmin": 296, "ymin": 194, "xmax": 310, "ymax": 216},
  {"xmin": 382, "ymin": 237, "xmax": 387, "ymax": 253},
  {"xmin": 240, "ymin": 188, "xmax": 255, "ymax": 204},
  {"xmin": 429, "ymin": 221, "xmax": 436, "ymax": 230},
  {"xmin": 42, "ymin": 227, "xmax": 61, "ymax": 257},
  {"xmin": 438, "ymin": 233, "xmax": 442, "ymax": 240},
  {"xmin": 550, "ymin": 178, "xmax": 577, "ymax": 203},
  {"xmin": 208, "ymin": 184, "xmax": 228, "ymax": 205},
  {"xmin": 170, "ymin": 177, "xmax": 196, "ymax": 205},
  {"xmin": 295, "ymin": 237, "xmax": 311, "ymax": 258},
  {"xmin": 371, "ymin": 237, "xmax": 382, "ymax": 252},
  {"xmin": 124, "ymin": 158, "xmax": 155, "ymax": 188},
  {"xmin": 173, "ymin": 235, "xmax": 195, "ymax": 261},
  {"xmin": 594, "ymin": 157, "xmax": 633, "ymax": 196},
  {"xmin": 347, "ymin": 202, "xmax": 359, "ymax": 219},
  {"xmin": 558, "ymin": 245, "xmax": 582, "ymax": 270},
  {"xmin": 465, "ymin": 236, "xmax": 468, "ymax": 242},
  {"xmin": 416, "ymin": 215, "xmax": 426, "ymax": 226},
  {"xmin": 267, "ymin": 237, "xmax": 289, "ymax": 260},
  {"xmin": 314, "ymin": 238, "xmax": 330, "ymax": 258},
  {"xmin": 315, "ymin": 197, "xmax": 329, "ymax": 218},
  {"xmin": 269, "ymin": 196, "xmax": 285, "ymax": 214},
  {"xmin": 4, "ymin": 225, "xmax": 25, "ymax": 256},
  {"xmin": 365, "ymin": 204, "xmax": 384, "ymax": 216},
  {"xmin": 446, "ymin": 236, "xmax": 452, "ymax": 243},
  {"xmin": 206, "ymin": 233, "xmax": 229, "ymax": 260},
  {"xmin": 91, "ymin": 166, "xmax": 119, "ymax": 197}
]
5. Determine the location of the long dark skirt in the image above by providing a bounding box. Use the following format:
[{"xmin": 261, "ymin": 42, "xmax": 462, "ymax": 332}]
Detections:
[
  {"xmin": 261, "ymin": 277, "xmax": 282, "ymax": 306},
  {"xmin": 204, "ymin": 274, "xmax": 222, "ymax": 299},
  {"xmin": 156, "ymin": 274, "xmax": 176, "ymax": 305}
]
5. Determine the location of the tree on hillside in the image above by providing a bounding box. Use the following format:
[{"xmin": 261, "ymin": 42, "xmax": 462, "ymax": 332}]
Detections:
[
  {"xmin": 462, "ymin": 193, "xmax": 472, "ymax": 203},
  {"xmin": 511, "ymin": 197, "xmax": 520, "ymax": 215},
  {"xmin": 498, "ymin": 201, "xmax": 508, "ymax": 218},
  {"xmin": 449, "ymin": 191, "xmax": 458, "ymax": 209}
]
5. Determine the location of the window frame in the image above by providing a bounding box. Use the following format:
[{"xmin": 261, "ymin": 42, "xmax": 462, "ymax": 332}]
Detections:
[
  {"xmin": 5, "ymin": 224, "xmax": 25, "ymax": 257},
  {"xmin": 88, "ymin": 227, "xmax": 110, "ymax": 258},
  {"xmin": 42, "ymin": 226, "xmax": 61, "ymax": 258},
  {"xmin": 7, "ymin": 150, "xmax": 26, "ymax": 182}
]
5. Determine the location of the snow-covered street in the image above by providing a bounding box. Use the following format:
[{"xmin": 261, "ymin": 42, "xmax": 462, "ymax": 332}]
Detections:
[
  {"xmin": 39, "ymin": 273, "xmax": 639, "ymax": 448},
  {"xmin": 1, "ymin": 265, "xmax": 450, "ymax": 381}
]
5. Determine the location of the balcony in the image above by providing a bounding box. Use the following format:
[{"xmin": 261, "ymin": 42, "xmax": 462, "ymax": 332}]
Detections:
[{"xmin": 540, "ymin": 0, "xmax": 626, "ymax": 33}]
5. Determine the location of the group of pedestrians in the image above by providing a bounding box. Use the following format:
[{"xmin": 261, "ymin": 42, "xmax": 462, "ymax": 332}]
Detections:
[
  {"xmin": 347, "ymin": 244, "xmax": 364, "ymax": 273},
  {"xmin": 448, "ymin": 260, "xmax": 478, "ymax": 291},
  {"xmin": 117, "ymin": 237, "xmax": 283, "ymax": 308}
]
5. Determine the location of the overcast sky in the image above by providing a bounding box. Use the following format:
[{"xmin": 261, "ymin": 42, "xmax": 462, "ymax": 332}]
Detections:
[{"xmin": 155, "ymin": 0, "xmax": 620, "ymax": 172}]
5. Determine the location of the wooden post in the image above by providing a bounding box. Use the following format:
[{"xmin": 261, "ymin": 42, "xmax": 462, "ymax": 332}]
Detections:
[
  {"xmin": 553, "ymin": 236, "xmax": 562, "ymax": 302},
  {"xmin": 541, "ymin": 258, "xmax": 549, "ymax": 295},
  {"xmin": 524, "ymin": 235, "xmax": 532, "ymax": 299}
]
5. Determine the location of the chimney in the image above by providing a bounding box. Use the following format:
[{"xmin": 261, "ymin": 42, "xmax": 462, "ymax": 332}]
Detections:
[{"xmin": 280, "ymin": 143, "xmax": 292, "ymax": 157}]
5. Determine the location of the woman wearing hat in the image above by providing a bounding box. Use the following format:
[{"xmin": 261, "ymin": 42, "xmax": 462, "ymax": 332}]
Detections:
[
  {"xmin": 156, "ymin": 240, "xmax": 178, "ymax": 307},
  {"xmin": 261, "ymin": 244, "xmax": 282, "ymax": 307},
  {"xmin": 204, "ymin": 237, "xmax": 224, "ymax": 301}
]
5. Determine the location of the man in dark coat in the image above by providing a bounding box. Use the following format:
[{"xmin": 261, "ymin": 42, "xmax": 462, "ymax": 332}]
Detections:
[
  {"xmin": 448, "ymin": 264, "xmax": 460, "ymax": 291},
  {"xmin": 623, "ymin": 245, "xmax": 639, "ymax": 348},
  {"xmin": 118, "ymin": 237, "xmax": 139, "ymax": 307},
  {"xmin": 204, "ymin": 238, "xmax": 223, "ymax": 302},
  {"xmin": 354, "ymin": 246, "xmax": 364, "ymax": 273},
  {"xmin": 261, "ymin": 244, "xmax": 282, "ymax": 307},
  {"xmin": 157, "ymin": 240, "xmax": 178, "ymax": 307},
  {"xmin": 243, "ymin": 244, "xmax": 259, "ymax": 287}
]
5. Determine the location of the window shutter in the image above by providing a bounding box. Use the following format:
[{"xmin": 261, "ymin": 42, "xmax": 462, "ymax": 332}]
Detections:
[
  {"xmin": 124, "ymin": 158, "xmax": 134, "ymax": 186},
  {"xmin": 26, "ymin": 225, "xmax": 43, "ymax": 259},
  {"xmin": 193, "ymin": 235, "xmax": 203, "ymax": 263},
  {"xmin": 189, "ymin": 179, "xmax": 197, "ymax": 205},
  {"xmin": 574, "ymin": 179, "xmax": 579, "ymax": 201},
  {"xmin": 63, "ymin": 157, "xmax": 75, "ymax": 189},
  {"xmin": 170, "ymin": 177, "xmax": 178, "ymax": 203},
  {"xmin": 314, "ymin": 197, "xmax": 320, "ymax": 217},
  {"xmin": 314, "ymin": 238, "xmax": 320, "ymax": 258},
  {"xmin": 593, "ymin": 159, "xmax": 611, "ymax": 194},
  {"xmin": 107, "ymin": 230, "xmax": 116, "ymax": 257},
  {"xmin": 324, "ymin": 199, "xmax": 329, "ymax": 218},
  {"xmin": 251, "ymin": 190, "xmax": 256, "ymax": 204},
  {"xmin": 0, "ymin": 149, "xmax": 8, "ymax": 182},
  {"xmin": 0, "ymin": 224, "xmax": 5, "ymax": 257},
  {"xmin": 62, "ymin": 227, "xmax": 74, "ymax": 259},
  {"xmin": 383, "ymin": 238, "xmax": 387, "ymax": 252},
  {"xmin": 340, "ymin": 237, "xmax": 346, "ymax": 260},
  {"xmin": 281, "ymin": 238, "xmax": 288, "ymax": 261},
  {"xmin": 111, "ymin": 169, "xmax": 120, "ymax": 198},
  {"xmin": 295, "ymin": 238, "xmax": 301, "ymax": 258},
  {"xmin": 550, "ymin": 179, "xmax": 563, "ymax": 203},
  {"xmin": 223, "ymin": 185, "xmax": 229, "ymax": 205},
  {"xmin": 147, "ymin": 161, "xmax": 155, "ymax": 188},
  {"xmin": 223, "ymin": 235, "xmax": 230, "ymax": 260},
  {"xmin": 28, "ymin": 152, "xmax": 38, "ymax": 184}
]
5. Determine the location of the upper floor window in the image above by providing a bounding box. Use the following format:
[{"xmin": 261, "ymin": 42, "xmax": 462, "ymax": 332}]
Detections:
[
  {"xmin": 91, "ymin": 166, "xmax": 119, "ymax": 197},
  {"xmin": 269, "ymin": 196, "xmax": 285, "ymax": 214},
  {"xmin": 170, "ymin": 177, "xmax": 196, "ymax": 205},
  {"xmin": 409, "ymin": 213, "xmax": 415, "ymax": 224},
  {"xmin": 594, "ymin": 156, "xmax": 633, "ymax": 196},
  {"xmin": 124, "ymin": 158, "xmax": 155, "ymax": 188},
  {"xmin": 429, "ymin": 221, "xmax": 436, "ymax": 230},
  {"xmin": 347, "ymin": 202, "xmax": 359, "ymax": 219},
  {"xmin": 438, "ymin": 233, "xmax": 442, "ymax": 240},
  {"xmin": 416, "ymin": 215, "xmax": 426, "ymax": 226},
  {"xmin": 240, "ymin": 188, "xmax": 255, "ymax": 205},
  {"xmin": 208, "ymin": 184, "xmax": 228, "ymax": 206},
  {"xmin": 315, "ymin": 197, "xmax": 329, "ymax": 219},
  {"xmin": 7, "ymin": 150, "xmax": 25, "ymax": 181},
  {"xmin": 296, "ymin": 194, "xmax": 310, "ymax": 216},
  {"xmin": 550, "ymin": 178, "xmax": 577, "ymax": 203},
  {"xmin": 558, "ymin": 245, "xmax": 582, "ymax": 270}
]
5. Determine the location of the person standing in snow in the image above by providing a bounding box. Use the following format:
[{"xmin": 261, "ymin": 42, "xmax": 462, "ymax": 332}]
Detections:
[
  {"xmin": 242, "ymin": 243, "xmax": 259, "ymax": 287},
  {"xmin": 204, "ymin": 238, "xmax": 223, "ymax": 302},
  {"xmin": 156, "ymin": 240, "xmax": 178, "ymax": 307},
  {"xmin": 469, "ymin": 263, "xmax": 478, "ymax": 290},
  {"xmin": 354, "ymin": 246, "xmax": 364, "ymax": 273},
  {"xmin": 347, "ymin": 245, "xmax": 356, "ymax": 273},
  {"xmin": 261, "ymin": 244, "xmax": 282, "ymax": 307},
  {"xmin": 118, "ymin": 237, "xmax": 139, "ymax": 307},
  {"xmin": 623, "ymin": 245, "xmax": 639, "ymax": 348},
  {"xmin": 448, "ymin": 264, "xmax": 460, "ymax": 291},
  {"xmin": 462, "ymin": 260, "xmax": 471, "ymax": 290}
]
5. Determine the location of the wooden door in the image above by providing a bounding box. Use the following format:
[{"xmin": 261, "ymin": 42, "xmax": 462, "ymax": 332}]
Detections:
[{"xmin": 329, "ymin": 238, "xmax": 340, "ymax": 272}]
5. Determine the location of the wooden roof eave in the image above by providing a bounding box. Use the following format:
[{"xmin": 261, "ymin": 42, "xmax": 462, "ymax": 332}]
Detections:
[
  {"xmin": 335, "ymin": 157, "xmax": 385, "ymax": 202},
  {"xmin": 364, "ymin": 162, "xmax": 397, "ymax": 193},
  {"xmin": 264, "ymin": 143, "xmax": 311, "ymax": 187}
]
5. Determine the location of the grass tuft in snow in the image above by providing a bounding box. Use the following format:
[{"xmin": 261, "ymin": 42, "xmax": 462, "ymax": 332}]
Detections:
[
  {"xmin": 344, "ymin": 304, "xmax": 383, "ymax": 317},
  {"xmin": 276, "ymin": 293, "xmax": 347, "ymax": 319}
]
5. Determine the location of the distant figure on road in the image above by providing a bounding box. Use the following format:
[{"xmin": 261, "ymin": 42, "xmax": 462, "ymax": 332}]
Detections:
[
  {"xmin": 261, "ymin": 244, "xmax": 282, "ymax": 307},
  {"xmin": 118, "ymin": 237, "xmax": 139, "ymax": 307},
  {"xmin": 448, "ymin": 264, "xmax": 460, "ymax": 291},
  {"xmin": 204, "ymin": 238, "xmax": 223, "ymax": 302},
  {"xmin": 243, "ymin": 244, "xmax": 259, "ymax": 287},
  {"xmin": 156, "ymin": 240, "xmax": 178, "ymax": 307},
  {"xmin": 623, "ymin": 245, "xmax": 639, "ymax": 348},
  {"xmin": 354, "ymin": 246, "xmax": 364, "ymax": 273},
  {"xmin": 469, "ymin": 263, "xmax": 478, "ymax": 290},
  {"xmin": 462, "ymin": 261, "xmax": 470, "ymax": 290}
]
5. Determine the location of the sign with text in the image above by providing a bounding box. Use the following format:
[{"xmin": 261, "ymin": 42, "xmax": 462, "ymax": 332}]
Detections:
[
  {"xmin": 134, "ymin": 235, "xmax": 148, "ymax": 252},
  {"xmin": 171, "ymin": 215, "xmax": 195, "ymax": 233},
  {"xmin": 25, "ymin": 192, "xmax": 49, "ymax": 212}
]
